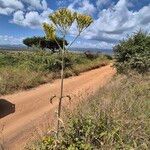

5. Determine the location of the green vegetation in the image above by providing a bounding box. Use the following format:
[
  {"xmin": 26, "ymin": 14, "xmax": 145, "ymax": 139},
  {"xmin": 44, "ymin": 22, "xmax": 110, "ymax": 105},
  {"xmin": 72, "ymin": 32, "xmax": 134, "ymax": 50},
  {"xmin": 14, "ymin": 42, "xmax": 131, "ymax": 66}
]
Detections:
[
  {"xmin": 30, "ymin": 73, "xmax": 150, "ymax": 150},
  {"xmin": 0, "ymin": 51, "xmax": 110, "ymax": 95},
  {"xmin": 114, "ymin": 30, "xmax": 150, "ymax": 74}
]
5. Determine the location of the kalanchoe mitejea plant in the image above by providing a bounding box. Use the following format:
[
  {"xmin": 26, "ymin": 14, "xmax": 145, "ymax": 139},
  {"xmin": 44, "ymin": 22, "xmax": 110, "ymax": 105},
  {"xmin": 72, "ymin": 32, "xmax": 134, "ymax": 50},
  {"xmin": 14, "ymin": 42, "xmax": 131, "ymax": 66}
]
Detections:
[{"xmin": 43, "ymin": 8, "xmax": 93, "ymax": 139}]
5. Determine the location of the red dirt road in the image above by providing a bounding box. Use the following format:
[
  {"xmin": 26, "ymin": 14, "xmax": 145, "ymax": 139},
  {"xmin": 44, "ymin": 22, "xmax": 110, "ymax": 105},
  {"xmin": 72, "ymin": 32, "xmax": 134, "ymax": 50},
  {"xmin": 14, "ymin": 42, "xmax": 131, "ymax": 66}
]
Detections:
[{"xmin": 0, "ymin": 65, "xmax": 116, "ymax": 150}]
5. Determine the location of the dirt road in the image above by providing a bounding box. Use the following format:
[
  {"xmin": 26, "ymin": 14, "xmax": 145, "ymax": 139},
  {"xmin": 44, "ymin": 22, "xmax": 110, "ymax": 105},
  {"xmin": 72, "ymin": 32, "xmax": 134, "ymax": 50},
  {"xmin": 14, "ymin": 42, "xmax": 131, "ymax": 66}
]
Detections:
[{"xmin": 0, "ymin": 65, "xmax": 115, "ymax": 150}]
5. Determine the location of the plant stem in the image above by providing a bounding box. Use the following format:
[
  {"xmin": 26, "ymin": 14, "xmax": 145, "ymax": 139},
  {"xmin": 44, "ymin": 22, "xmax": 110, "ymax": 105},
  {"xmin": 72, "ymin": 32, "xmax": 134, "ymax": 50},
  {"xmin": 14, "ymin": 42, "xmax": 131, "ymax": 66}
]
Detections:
[
  {"xmin": 67, "ymin": 33, "xmax": 80, "ymax": 49},
  {"xmin": 56, "ymin": 36, "xmax": 65, "ymax": 139},
  {"xmin": 53, "ymin": 37, "xmax": 63, "ymax": 52}
]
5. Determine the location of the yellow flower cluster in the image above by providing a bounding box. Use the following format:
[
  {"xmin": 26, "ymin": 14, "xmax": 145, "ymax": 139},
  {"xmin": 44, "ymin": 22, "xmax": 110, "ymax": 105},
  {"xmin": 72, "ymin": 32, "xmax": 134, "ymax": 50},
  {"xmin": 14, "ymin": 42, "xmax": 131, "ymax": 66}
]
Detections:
[{"xmin": 43, "ymin": 8, "xmax": 93, "ymax": 40}]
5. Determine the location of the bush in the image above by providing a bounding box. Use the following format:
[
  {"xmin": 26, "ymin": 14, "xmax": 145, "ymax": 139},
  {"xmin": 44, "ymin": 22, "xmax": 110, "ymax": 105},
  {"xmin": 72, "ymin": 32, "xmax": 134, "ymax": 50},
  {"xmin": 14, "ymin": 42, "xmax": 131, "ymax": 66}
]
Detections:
[
  {"xmin": 113, "ymin": 30, "xmax": 150, "ymax": 74},
  {"xmin": 84, "ymin": 51, "xmax": 99, "ymax": 60}
]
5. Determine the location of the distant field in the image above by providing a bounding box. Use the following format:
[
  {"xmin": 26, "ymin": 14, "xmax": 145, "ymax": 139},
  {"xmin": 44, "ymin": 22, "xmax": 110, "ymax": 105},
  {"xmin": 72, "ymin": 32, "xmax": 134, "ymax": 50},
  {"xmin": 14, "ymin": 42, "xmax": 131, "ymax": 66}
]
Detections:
[
  {"xmin": 0, "ymin": 46, "xmax": 113, "ymax": 55},
  {"xmin": 0, "ymin": 50, "xmax": 111, "ymax": 95}
]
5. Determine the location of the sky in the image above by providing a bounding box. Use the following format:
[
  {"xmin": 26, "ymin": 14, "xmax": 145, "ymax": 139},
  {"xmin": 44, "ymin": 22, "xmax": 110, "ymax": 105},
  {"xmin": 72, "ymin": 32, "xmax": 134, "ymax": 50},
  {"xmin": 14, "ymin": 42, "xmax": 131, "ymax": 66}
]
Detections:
[{"xmin": 0, "ymin": 0, "xmax": 150, "ymax": 49}]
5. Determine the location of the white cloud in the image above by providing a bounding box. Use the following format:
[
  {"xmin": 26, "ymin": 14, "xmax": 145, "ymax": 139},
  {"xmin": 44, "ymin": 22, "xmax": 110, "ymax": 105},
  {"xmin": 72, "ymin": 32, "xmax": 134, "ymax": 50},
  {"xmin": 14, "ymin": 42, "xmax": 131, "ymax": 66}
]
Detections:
[
  {"xmin": 0, "ymin": 7, "xmax": 14, "ymax": 15},
  {"xmin": 11, "ymin": 8, "xmax": 53, "ymax": 28},
  {"xmin": 0, "ymin": 0, "xmax": 24, "ymax": 15},
  {"xmin": 22, "ymin": 0, "xmax": 48, "ymax": 10},
  {"xmin": 0, "ymin": 0, "xmax": 52, "ymax": 28},
  {"xmin": 12, "ymin": 10, "xmax": 24, "ymax": 25},
  {"xmin": 56, "ymin": 0, "xmax": 75, "ymax": 7},
  {"xmin": 68, "ymin": 0, "xmax": 96, "ymax": 15},
  {"xmin": 21, "ymin": 11, "xmax": 42, "ymax": 27},
  {"xmin": 0, "ymin": 0, "xmax": 48, "ymax": 16},
  {"xmin": 72, "ymin": 40, "xmax": 114, "ymax": 49},
  {"xmin": 80, "ymin": 0, "xmax": 96, "ymax": 15},
  {"xmin": 138, "ymin": 5, "xmax": 150, "ymax": 25},
  {"xmin": 69, "ymin": 0, "xmax": 150, "ymax": 48},
  {"xmin": 79, "ymin": 0, "xmax": 150, "ymax": 46},
  {"xmin": 0, "ymin": 0, "xmax": 24, "ymax": 9},
  {"xmin": 0, "ymin": 0, "xmax": 150, "ymax": 49},
  {"xmin": 0, "ymin": 35, "xmax": 24, "ymax": 45},
  {"xmin": 96, "ymin": 0, "xmax": 110, "ymax": 7}
]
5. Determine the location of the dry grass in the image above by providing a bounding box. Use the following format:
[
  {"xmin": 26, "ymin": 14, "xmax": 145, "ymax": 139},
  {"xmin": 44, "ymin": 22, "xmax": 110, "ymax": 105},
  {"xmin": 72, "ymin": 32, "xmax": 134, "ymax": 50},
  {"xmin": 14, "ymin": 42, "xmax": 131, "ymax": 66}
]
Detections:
[
  {"xmin": 31, "ymin": 73, "xmax": 150, "ymax": 149},
  {"xmin": 0, "ymin": 51, "xmax": 110, "ymax": 95},
  {"xmin": 0, "ymin": 67, "xmax": 53, "ymax": 95}
]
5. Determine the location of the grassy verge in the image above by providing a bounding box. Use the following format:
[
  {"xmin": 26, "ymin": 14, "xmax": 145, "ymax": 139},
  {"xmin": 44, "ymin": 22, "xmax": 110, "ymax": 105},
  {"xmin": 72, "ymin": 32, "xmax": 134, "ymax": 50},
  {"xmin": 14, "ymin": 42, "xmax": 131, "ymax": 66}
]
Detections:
[
  {"xmin": 32, "ymin": 73, "xmax": 150, "ymax": 149},
  {"xmin": 0, "ymin": 51, "xmax": 110, "ymax": 95}
]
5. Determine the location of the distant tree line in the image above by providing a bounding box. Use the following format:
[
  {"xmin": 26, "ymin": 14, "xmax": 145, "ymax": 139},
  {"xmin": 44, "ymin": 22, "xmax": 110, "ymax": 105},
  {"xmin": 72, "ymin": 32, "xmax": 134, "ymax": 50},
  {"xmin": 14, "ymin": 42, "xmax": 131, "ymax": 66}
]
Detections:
[{"xmin": 23, "ymin": 36, "xmax": 68, "ymax": 53}]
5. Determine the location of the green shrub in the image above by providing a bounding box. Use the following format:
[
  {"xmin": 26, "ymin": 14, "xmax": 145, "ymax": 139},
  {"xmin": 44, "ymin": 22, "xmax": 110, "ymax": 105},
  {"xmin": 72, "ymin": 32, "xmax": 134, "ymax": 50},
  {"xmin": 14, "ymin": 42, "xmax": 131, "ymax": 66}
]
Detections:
[
  {"xmin": 113, "ymin": 30, "xmax": 150, "ymax": 73},
  {"xmin": 84, "ymin": 51, "xmax": 99, "ymax": 60}
]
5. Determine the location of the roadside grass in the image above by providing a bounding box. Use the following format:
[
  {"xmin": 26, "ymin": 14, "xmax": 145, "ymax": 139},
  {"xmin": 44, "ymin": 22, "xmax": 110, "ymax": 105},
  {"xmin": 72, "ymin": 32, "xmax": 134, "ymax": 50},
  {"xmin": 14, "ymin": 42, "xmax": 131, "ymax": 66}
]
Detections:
[
  {"xmin": 31, "ymin": 73, "xmax": 150, "ymax": 149},
  {"xmin": 0, "ymin": 51, "xmax": 110, "ymax": 95}
]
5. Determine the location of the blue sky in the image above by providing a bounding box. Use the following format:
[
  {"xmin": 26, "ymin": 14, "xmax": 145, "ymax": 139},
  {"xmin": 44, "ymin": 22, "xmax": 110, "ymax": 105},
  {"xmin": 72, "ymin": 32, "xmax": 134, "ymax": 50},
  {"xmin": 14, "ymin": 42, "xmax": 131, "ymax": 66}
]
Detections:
[{"xmin": 0, "ymin": 0, "xmax": 150, "ymax": 49}]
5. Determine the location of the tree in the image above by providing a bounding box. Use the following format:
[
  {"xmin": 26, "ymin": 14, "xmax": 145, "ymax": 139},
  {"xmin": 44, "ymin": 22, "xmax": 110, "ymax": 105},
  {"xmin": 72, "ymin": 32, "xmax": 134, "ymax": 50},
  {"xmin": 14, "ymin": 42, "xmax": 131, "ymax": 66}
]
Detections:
[
  {"xmin": 114, "ymin": 30, "xmax": 150, "ymax": 74},
  {"xmin": 23, "ymin": 36, "xmax": 68, "ymax": 52},
  {"xmin": 43, "ymin": 8, "xmax": 93, "ymax": 138}
]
